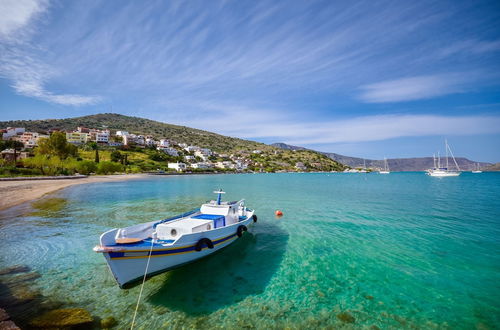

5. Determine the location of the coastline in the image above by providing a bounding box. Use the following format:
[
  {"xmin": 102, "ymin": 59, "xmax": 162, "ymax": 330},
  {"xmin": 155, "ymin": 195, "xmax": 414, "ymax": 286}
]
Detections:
[{"xmin": 0, "ymin": 174, "xmax": 149, "ymax": 211}]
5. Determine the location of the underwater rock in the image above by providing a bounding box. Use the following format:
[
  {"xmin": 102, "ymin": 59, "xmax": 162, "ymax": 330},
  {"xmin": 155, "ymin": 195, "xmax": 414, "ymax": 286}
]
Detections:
[
  {"xmin": 29, "ymin": 308, "xmax": 93, "ymax": 328},
  {"xmin": 0, "ymin": 266, "xmax": 31, "ymax": 276},
  {"xmin": 100, "ymin": 316, "xmax": 117, "ymax": 328},
  {"xmin": 370, "ymin": 325, "xmax": 380, "ymax": 330},
  {"xmin": 3, "ymin": 272, "xmax": 41, "ymax": 285},
  {"xmin": 0, "ymin": 308, "xmax": 8, "ymax": 321},
  {"xmin": 336, "ymin": 311, "xmax": 355, "ymax": 323},
  {"xmin": 364, "ymin": 295, "xmax": 374, "ymax": 300},
  {"xmin": 0, "ymin": 320, "xmax": 21, "ymax": 329}
]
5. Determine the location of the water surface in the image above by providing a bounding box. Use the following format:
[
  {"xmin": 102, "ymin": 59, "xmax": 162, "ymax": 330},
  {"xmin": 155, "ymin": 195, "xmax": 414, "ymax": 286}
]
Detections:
[{"xmin": 0, "ymin": 173, "xmax": 499, "ymax": 329}]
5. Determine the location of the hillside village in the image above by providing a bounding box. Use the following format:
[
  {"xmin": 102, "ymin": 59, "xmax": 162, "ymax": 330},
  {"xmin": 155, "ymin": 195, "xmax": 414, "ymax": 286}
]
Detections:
[{"xmin": 0, "ymin": 120, "xmax": 345, "ymax": 175}]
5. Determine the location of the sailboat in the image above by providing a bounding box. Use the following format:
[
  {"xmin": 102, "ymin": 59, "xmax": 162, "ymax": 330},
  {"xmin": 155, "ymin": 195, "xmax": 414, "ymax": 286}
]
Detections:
[
  {"xmin": 472, "ymin": 163, "xmax": 482, "ymax": 173},
  {"xmin": 358, "ymin": 159, "xmax": 368, "ymax": 173},
  {"xmin": 427, "ymin": 140, "xmax": 461, "ymax": 177},
  {"xmin": 379, "ymin": 157, "xmax": 390, "ymax": 174}
]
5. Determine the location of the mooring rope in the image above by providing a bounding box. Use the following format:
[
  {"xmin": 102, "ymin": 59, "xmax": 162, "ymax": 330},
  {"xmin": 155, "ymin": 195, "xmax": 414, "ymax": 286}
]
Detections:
[{"xmin": 130, "ymin": 235, "xmax": 155, "ymax": 330}]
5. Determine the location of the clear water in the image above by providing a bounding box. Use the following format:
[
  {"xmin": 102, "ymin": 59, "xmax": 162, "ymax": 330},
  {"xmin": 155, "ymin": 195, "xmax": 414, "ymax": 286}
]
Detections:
[{"xmin": 0, "ymin": 173, "xmax": 499, "ymax": 329}]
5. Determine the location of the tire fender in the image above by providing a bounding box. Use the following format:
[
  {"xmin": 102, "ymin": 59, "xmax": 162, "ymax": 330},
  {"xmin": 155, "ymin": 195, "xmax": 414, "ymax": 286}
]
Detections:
[
  {"xmin": 237, "ymin": 225, "xmax": 248, "ymax": 238},
  {"xmin": 195, "ymin": 238, "xmax": 214, "ymax": 252}
]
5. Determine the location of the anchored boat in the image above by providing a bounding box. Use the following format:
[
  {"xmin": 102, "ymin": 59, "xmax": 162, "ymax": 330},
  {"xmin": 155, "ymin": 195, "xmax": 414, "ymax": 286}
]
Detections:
[
  {"xmin": 427, "ymin": 140, "xmax": 461, "ymax": 177},
  {"xmin": 94, "ymin": 190, "xmax": 257, "ymax": 288}
]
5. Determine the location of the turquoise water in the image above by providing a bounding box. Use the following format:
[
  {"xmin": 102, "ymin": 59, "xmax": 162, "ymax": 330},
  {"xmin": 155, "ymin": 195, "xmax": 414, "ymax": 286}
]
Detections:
[{"xmin": 0, "ymin": 173, "xmax": 499, "ymax": 329}]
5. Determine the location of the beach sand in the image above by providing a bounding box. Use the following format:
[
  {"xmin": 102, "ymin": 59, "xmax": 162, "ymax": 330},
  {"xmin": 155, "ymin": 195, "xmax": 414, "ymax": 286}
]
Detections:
[{"xmin": 0, "ymin": 174, "xmax": 149, "ymax": 211}]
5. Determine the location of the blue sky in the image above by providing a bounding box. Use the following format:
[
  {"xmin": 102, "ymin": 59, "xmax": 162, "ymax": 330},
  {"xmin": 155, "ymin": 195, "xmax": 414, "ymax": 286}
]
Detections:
[{"xmin": 1, "ymin": 0, "xmax": 500, "ymax": 162}]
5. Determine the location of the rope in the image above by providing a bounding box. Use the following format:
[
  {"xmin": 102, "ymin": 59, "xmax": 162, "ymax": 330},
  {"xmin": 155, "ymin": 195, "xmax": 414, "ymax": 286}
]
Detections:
[{"xmin": 130, "ymin": 235, "xmax": 155, "ymax": 330}]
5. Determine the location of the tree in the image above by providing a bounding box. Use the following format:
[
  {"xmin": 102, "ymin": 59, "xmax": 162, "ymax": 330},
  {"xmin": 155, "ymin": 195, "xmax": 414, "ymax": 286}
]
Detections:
[
  {"xmin": 0, "ymin": 140, "xmax": 24, "ymax": 151},
  {"xmin": 110, "ymin": 150, "xmax": 122, "ymax": 163},
  {"xmin": 95, "ymin": 149, "xmax": 100, "ymax": 163},
  {"xmin": 36, "ymin": 132, "xmax": 77, "ymax": 159}
]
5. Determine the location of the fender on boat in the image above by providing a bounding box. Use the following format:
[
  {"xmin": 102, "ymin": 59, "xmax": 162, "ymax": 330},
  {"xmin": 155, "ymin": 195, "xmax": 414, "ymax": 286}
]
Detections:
[
  {"xmin": 195, "ymin": 238, "xmax": 214, "ymax": 252},
  {"xmin": 252, "ymin": 214, "xmax": 257, "ymax": 223},
  {"xmin": 237, "ymin": 225, "xmax": 248, "ymax": 237}
]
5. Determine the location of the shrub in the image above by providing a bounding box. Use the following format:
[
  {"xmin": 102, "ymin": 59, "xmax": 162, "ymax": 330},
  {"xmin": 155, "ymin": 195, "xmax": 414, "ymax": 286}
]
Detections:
[
  {"xmin": 96, "ymin": 161, "xmax": 123, "ymax": 175},
  {"xmin": 76, "ymin": 160, "xmax": 97, "ymax": 175}
]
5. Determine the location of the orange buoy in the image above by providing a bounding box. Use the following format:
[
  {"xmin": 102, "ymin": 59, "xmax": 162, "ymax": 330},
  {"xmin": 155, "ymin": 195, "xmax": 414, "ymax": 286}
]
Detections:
[{"xmin": 275, "ymin": 210, "xmax": 283, "ymax": 217}]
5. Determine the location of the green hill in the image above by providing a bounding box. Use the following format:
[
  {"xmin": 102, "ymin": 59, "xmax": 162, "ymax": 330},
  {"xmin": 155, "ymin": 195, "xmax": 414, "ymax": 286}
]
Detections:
[
  {"xmin": 0, "ymin": 113, "xmax": 345, "ymax": 173},
  {"xmin": 1, "ymin": 113, "xmax": 264, "ymax": 152}
]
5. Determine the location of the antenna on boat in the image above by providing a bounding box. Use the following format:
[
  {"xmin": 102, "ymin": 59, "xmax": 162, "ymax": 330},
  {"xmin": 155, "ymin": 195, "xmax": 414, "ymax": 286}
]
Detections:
[{"xmin": 213, "ymin": 189, "xmax": 226, "ymax": 205}]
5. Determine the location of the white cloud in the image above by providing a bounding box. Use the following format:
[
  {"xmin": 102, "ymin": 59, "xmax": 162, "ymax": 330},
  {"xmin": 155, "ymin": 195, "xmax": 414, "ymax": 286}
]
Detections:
[
  {"xmin": 155, "ymin": 101, "xmax": 500, "ymax": 144},
  {"xmin": 358, "ymin": 74, "xmax": 467, "ymax": 103},
  {"xmin": 0, "ymin": 0, "xmax": 102, "ymax": 106},
  {"xmin": 0, "ymin": 0, "xmax": 47, "ymax": 41}
]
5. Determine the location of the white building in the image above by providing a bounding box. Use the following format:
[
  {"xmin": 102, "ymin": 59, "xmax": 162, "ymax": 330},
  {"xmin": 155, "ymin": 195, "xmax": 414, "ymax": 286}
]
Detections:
[
  {"xmin": 134, "ymin": 135, "xmax": 145, "ymax": 145},
  {"xmin": 194, "ymin": 148, "xmax": 212, "ymax": 161},
  {"xmin": 184, "ymin": 145, "xmax": 199, "ymax": 153},
  {"xmin": 158, "ymin": 147, "xmax": 178, "ymax": 156},
  {"xmin": 184, "ymin": 155, "xmax": 195, "ymax": 162},
  {"xmin": 191, "ymin": 162, "xmax": 211, "ymax": 169},
  {"xmin": 178, "ymin": 143, "xmax": 188, "ymax": 148},
  {"xmin": 14, "ymin": 132, "xmax": 48, "ymax": 147},
  {"xmin": 116, "ymin": 131, "xmax": 129, "ymax": 136},
  {"xmin": 159, "ymin": 139, "xmax": 170, "ymax": 147},
  {"xmin": 253, "ymin": 150, "xmax": 262, "ymax": 154},
  {"xmin": 145, "ymin": 137, "xmax": 156, "ymax": 147},
  {"xmin": 2, "ymin": 127, "xmax": 25, "ymax": 140},
  {"xmin": 168, "ymin": 162, "xmax": 187, "ymax": 172},
  {"xmin": 215, "ymin": 161, "xmax": 234, "ymax": 169},
  {"xmin": 96, "ymin": 131, "xmax": 110, "ymax": 143}
]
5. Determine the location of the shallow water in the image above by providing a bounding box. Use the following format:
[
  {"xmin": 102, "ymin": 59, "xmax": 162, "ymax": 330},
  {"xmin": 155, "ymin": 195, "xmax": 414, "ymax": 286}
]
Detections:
[{"xmin": 0, "ymin": 173, "xmax": 499, "ymax": 329}]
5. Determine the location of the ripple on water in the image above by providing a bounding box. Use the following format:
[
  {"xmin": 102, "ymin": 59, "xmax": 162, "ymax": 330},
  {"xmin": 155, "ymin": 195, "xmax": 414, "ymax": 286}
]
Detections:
[{"xmin": 0, "ymin": 173, "xmax": 498, "ymax": 328}]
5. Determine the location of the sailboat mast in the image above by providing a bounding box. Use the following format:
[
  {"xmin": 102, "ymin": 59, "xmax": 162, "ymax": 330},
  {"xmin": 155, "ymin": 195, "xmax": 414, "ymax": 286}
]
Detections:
[
  {"xmin": 447, "ymin": 141, "xmax": 461, "ymax": 171},
  {"xmin": 438, "ymin": 151, "xmax": 441, "ymax": 168},
  {"xmin": 445, "ymin": 139, "xmax": 449, "ymax": 169}
]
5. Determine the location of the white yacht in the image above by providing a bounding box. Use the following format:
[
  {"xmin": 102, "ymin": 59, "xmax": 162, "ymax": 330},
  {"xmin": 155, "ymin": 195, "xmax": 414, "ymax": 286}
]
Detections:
[
  {"xmin": 472, "ymin": 163, "xmax": 482, "ymax": 173},
  {"xmin": 379, "ymin": 157, "xmax": 390, "ymax": 174},
  {"xmin": 427, "ymin": 140, "xmax": 461, "ymax": 177}
]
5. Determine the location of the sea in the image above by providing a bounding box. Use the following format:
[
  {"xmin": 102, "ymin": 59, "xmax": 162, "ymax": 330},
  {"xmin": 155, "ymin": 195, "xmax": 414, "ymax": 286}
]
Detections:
[{"xmin": 0, "ymin": 172, "xmax": 499, "ymax": 329}]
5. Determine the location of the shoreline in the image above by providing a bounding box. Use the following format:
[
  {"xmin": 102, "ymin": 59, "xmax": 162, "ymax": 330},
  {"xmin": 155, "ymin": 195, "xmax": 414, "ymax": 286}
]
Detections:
[{"xmin": 0, "ymin": 174, "xmax": 149, "ymax": 212}]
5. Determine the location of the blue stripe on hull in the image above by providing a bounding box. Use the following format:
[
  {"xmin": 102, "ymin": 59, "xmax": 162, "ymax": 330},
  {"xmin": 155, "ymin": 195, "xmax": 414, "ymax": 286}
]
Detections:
[{"xmin": 109, "ymin": 233, "xmax": 238, "ymax": 259}]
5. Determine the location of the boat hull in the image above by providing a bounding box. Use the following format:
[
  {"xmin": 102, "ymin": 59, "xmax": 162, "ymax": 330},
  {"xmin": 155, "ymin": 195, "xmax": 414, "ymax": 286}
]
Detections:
[
  {"xmin": 427, "ymin": 172, "xmax": 460, "ymax": 177},
  {"xmin": 102, "ymin": 215, "xmax": 254, "ymax": 288}
]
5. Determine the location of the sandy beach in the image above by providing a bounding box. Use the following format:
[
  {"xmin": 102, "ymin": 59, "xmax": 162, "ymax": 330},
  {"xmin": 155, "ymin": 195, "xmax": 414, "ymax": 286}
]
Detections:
[{"xmin": 0, "ymin": 174, "xmax": 149, "ymax": 211}]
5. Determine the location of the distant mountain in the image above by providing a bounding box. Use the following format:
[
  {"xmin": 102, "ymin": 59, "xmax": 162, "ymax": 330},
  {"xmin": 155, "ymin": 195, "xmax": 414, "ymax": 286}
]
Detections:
[
  {"xmin": 483, "ymin": 163, "xmax": 500, "ymax": 171},
  {"xmin": 271, "ymin": 142, "xmax": 491, "ymax": 171}
]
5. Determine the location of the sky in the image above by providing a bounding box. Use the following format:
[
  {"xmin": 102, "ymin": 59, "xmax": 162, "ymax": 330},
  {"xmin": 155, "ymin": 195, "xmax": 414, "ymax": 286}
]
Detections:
[{"xmin": 1, "ymin": 0, "xmax": 500, "ymax": 162}]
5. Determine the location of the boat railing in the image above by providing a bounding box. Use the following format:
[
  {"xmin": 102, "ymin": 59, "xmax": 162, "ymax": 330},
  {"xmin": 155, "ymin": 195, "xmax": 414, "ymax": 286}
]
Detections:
[{"xmin": 152, "ymin": 208, "xmax": 200, "ymax": 229}]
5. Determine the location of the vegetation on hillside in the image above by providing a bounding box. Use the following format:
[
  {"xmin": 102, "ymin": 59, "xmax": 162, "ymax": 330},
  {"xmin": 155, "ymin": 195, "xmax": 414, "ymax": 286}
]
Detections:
[{"xmin": 0, "ymin": 113, "xmax": 345, "ymax": 176}]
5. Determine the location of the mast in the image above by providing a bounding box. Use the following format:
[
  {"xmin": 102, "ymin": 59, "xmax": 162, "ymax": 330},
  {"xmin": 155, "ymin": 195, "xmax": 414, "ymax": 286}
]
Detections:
[
  {"xmin": 437, "ymin": 151, "xmax": 441, "ymax": 168},
  {"xmin": 445, "ymin": 139, "xmax": 449, "ymax": 169},
  {"xmin": 433, "ymin": 154, "xmax": 436, "ymax": 169},
  {"xmin": 446, "ymin": 141, "xmax": 461, "ymax": 171}
]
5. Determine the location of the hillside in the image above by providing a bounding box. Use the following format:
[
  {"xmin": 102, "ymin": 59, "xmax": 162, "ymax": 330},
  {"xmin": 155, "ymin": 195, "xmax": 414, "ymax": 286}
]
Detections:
[
  {"xmin": 483, "ymin": 163, "xmax": 500, "ymax": 171},
  {"xmin": 272, "ymin": 142, "xmax": 491, "ymax": 171},
  {"xmin": 2, "ymin": 113, "xmax": 267, "ymax": 153},
  {"xmin": 0, "ymin": 114, "xmax": 346, "ymax": 173}
]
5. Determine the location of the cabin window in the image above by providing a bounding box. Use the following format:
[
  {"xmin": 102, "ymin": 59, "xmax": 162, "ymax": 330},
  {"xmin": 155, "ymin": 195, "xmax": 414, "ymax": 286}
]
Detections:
[{"xmin": 171, "ymin": 229, "xmax": 177, "ymax": 237}]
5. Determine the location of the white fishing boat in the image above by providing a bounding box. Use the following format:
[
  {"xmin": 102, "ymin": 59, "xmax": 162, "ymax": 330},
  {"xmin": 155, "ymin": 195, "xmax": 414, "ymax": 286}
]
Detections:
[
  {"xmin": 94, "ymin": 190, "xmax": 256, "ymax": 288},
  {"xmin": 472, "ymin": 163, "xmax": 482, "ymax": 173},
  {"xmin": 427, "ymin": 140, "xmax": 461, "ymax": 177},
  {"xmin": 379, "ymin": 157, "xmax": 390, "ymax": 174}
]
